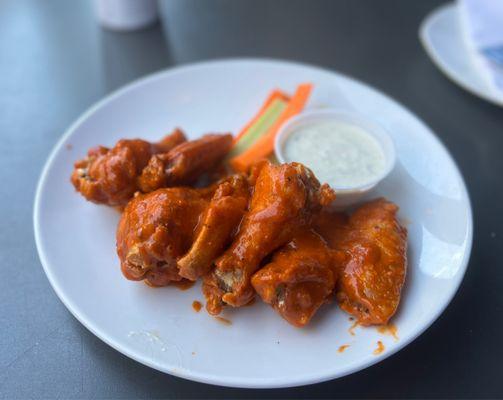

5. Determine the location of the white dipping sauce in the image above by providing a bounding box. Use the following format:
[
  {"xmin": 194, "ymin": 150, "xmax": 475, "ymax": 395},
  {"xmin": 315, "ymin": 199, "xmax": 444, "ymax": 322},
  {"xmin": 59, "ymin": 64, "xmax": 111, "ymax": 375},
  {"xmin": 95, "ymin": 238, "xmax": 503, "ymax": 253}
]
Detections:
[{"xmin": 283, "ymin": 120, "xmax": 386, "ymax": 188}]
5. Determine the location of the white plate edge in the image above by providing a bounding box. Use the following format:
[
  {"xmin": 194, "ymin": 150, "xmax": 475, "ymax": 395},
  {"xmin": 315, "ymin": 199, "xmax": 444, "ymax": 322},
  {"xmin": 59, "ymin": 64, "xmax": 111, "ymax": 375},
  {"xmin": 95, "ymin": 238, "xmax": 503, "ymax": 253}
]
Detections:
[
  {"xmin": 32, "ymin": 57, "xmax": 474, "ymax": 388},
  {"xmin": 418, "ymin": 2, "xmax": 503, "ymax": 108}
]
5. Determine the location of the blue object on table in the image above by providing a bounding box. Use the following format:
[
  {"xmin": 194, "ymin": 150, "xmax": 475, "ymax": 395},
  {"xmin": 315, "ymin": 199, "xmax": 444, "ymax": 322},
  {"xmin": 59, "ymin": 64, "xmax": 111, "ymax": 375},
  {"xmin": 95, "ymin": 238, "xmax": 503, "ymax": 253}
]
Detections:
[
  {"xmin": 483, "ymin": 46, "xmax": 503, "ymax": 66},
  {"xmin": 459, "ymin": 0, "xmax": 503, "ymax": 95}
]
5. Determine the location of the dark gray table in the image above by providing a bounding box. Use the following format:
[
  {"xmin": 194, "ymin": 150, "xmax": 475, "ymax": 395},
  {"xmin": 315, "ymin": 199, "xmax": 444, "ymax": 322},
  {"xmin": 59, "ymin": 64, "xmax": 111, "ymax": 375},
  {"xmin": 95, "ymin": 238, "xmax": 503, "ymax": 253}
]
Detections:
[{"xmin": 1, "ymin": 0, "xmax": 501, "ymax": 398}]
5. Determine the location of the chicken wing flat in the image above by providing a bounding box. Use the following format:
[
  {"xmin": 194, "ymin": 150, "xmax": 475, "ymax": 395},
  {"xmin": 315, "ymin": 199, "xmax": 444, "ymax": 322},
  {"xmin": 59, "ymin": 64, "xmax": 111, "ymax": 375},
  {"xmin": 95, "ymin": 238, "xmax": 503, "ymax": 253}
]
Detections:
[
  {"xmin": 203, "ymin": 162, "xmax": 336, "ymax": 315},
  {"xmin": 177, "ymin": 174, "xmax": 250, "ymax": 281},
  {"xmin": 311, "ymin": 208, "xmax": 350, "ymax": 250},
  {"xmin": 71, "ymin": 129, "xmax": 186, "ymax": 207},
  {"xmin": 116, "ymin": 187, "xmax": 211, "ymax": 287},
  {"xmin": 251, "ymin": 230, "xmax": 340, "ymax": 327},
  {"xmin": 335, "ymin": 199, "xmax": 407, "ymax": 325},
  {"xmin": 138, "ymin": 133, "xmax": 233, "ymax": 193}
]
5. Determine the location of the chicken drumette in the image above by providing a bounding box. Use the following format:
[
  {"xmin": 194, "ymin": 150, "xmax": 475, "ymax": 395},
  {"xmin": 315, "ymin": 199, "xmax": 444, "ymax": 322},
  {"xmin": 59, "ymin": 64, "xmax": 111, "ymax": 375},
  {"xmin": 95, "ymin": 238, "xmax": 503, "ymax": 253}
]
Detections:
[
  {"xmin": 138, "ymin": 133, "xmax": 233, "ymax": 193},
  {"xmin": 251, "ymin": 230, "xmax": 341, "ymax": 327},
  {"xmin": 71, "ymin": 129, "xmax": 187, "ymax": 207},
  {"xmin": 203, "ymin": 161, "xmax": 336, "ymax": 315}
]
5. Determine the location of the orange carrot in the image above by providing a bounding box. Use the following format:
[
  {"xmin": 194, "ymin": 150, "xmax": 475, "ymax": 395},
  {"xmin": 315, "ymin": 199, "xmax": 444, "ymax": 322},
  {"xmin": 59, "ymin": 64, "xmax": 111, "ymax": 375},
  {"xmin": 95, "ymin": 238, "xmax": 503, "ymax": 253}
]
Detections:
[
  {"xmin": 233, "ymin": 90, "xmax": 290, "ymax": 144},
  {"xmin": 230, "ymin": 83, "xmax": 313, "ymax": 172}
]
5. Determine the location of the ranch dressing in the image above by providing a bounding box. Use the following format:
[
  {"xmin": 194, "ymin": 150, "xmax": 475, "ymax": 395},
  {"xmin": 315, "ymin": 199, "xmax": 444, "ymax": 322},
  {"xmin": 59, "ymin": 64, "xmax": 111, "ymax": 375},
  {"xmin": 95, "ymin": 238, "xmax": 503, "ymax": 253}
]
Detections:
[{"xmin": 283, "ymin": 120, "xmax": 386, "ymax": 188}]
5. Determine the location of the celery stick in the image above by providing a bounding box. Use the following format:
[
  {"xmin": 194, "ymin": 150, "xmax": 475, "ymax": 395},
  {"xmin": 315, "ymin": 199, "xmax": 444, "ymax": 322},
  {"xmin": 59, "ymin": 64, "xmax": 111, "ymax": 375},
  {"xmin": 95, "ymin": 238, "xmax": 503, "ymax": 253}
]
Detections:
[{"xmin": 230, "ymin": 98, "xmax": 287, "ymax": 157}]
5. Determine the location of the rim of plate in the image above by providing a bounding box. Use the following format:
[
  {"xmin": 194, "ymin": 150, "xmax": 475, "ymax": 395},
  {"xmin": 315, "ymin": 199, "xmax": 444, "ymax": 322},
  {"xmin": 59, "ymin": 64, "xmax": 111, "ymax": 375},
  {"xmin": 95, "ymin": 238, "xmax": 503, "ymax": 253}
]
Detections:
[
  {"xmin": 418, "ymin": 2, "xmax": 503, "ymax": 108},
  {"xmin": 33, "ymin": 57, "xmax": 473, "ymax": 388}
]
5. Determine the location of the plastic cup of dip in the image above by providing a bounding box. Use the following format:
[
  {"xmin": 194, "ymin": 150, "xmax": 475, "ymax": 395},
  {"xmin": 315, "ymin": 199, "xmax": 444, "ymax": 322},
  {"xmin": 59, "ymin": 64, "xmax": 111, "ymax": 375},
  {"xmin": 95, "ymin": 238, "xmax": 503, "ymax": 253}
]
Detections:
[{"xmin": 274, "ymin": 109, "xmax": 396, "ymax": 207}]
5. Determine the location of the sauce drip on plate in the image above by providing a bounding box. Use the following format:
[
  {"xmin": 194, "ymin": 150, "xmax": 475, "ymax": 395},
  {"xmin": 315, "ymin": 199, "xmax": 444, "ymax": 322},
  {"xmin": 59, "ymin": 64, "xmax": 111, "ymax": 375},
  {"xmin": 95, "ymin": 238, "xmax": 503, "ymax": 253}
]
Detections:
[
  {"xmin": 192, "ymin": 300, "xmax": 202, "ymax": 312},
  {"xmin": 214, "ymin": 316, "xmax": 232, "ymax": 326},
  {"xmin": 373, "ymin": 340, "xmax": 385, "ymax": 355},
  {"xmin": 338, "ymin": 344, "xmax": 350, "ymax": 353},
  {"xmin": 348, "ymin": 320, "xmax": 359, "ymax": 336},
  {"xmin": 377, "ymin": 323, "xmax": 399, "ymax": 341},
  {"xmin": 173, "ymin": 280, "xmax": 195, "ymax": 290}
]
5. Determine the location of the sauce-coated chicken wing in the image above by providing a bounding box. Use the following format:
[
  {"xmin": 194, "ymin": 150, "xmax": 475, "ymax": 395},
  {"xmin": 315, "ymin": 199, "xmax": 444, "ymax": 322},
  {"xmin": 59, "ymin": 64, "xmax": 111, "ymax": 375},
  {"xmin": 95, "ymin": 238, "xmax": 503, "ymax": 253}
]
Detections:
[
  {"xmin": 335, "ymin": 199, "xmax": 407, "ymax": 325},
  {"xmin": 203, "ymin": 162, "xmax": 336, "ymax": 314},
  {"xmin": 251, "ymin": 230, "xmax": 340, "ymax": 327},
  {"xmin": 138, "ymin": 133, "xmax": 233, "ymax": 192},
  {"xmin": 311, "ymin": 208, "xmax": 349, "ymax": 250},
  {"xmin": 116, "ymin": 175, "xmax": 248, "ymax": 287},
  {"xmin": 116, "ymin": 187, "xmax": 211, "ymax": 286},
  {"xmin": 71, "ymin": 129, "xmax": 186, "ymax": 207}
]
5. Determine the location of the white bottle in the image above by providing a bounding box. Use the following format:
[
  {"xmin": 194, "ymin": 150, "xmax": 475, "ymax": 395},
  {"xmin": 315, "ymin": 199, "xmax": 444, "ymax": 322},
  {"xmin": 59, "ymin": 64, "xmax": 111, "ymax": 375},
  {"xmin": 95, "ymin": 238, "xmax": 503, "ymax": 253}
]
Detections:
[{"xmin": 94, "ymin": 0, "xmax": 158, "ymax": 31}]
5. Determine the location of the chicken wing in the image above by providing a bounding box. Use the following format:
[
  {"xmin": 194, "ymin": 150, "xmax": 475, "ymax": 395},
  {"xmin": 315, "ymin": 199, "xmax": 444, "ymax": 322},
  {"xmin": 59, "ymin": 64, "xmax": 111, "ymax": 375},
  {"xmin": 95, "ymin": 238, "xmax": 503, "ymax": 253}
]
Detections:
[
  {"xmin": 251, "ymin": 230, "xmax": 339, "ymax": 327},
  {"xmin": 203, "ymin": 161, "xmax": 336, "ymax": 315},
  {"xmin": 116, "ymin": 187, "xmax": 211, "ymax": 287},
  {"xmin": 177, "ymin": 174, "xmax": 250, "ymax": 281},
  {"xmin": 138, "ymin": 133, "xmax": 233, "ymax": 193},
  {"xmin": 335, "ymin": 199, "xmax": 407, "ymax": 325},
  {"xmin": 71, "ymin": 129, "xmax": 186, "ymax": 207},
  {"xmin": 311, "ymin": 208, "xmax": 350, "ymax": 250}
]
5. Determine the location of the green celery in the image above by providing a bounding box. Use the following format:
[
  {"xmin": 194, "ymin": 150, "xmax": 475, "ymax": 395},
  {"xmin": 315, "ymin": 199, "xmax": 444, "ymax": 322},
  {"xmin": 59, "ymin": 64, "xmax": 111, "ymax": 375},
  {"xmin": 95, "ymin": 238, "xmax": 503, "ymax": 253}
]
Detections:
[{"xmin": 230, "ymin": 98, "xmax": 287, "ymax": 157}]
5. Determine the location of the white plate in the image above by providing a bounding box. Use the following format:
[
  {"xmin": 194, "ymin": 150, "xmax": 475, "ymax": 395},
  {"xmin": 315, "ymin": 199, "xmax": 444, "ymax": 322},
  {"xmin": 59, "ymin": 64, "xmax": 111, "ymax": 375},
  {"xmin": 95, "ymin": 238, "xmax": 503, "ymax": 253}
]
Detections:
[
  {"xmin": 419, "ymin": 2, "xmax": 503, "ymax": 107},
  {"xmin": 34, "ymin": 59, "xmax": 473, "ymax": 388}
]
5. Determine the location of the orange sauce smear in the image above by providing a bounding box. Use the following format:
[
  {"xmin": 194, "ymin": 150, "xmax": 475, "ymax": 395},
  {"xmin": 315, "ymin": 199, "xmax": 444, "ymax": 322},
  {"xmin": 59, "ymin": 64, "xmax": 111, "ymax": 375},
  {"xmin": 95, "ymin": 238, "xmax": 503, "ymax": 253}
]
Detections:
[
  {"xmin": 173, "ymin": 280, "xmax": 195, "ymax": 291},
  {"xmin": 377, "ymin": 323, "xmax": 399, "ymax": 341},
  {"xmin": 214, "ymin": 316, "xmax": 232, "ymax": 326},
  {"xmin": 192, "ymin": 301, "xmax": 202, "ymax": 312},
  {"xmin": 373, "ymin": 340, "xmax": 385, "ymax": 355},
  {"xmin": 338, "ymin": 344, "xmax": 350, "ymax": 353},
  {"xmin": 244, "ymin": 297, "xmax": 256, "ymax": 307},
  {"xmin": 348, "ymin": 320, "xmax": 359, "ymax": 336}
]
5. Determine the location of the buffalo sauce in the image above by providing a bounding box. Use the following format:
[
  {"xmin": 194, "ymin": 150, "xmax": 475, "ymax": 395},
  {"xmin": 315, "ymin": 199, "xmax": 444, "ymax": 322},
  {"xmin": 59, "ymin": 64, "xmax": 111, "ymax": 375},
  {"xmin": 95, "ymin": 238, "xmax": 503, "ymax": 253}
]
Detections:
[
  {"xmin": 348, "ymin": 320, "xmax": 359, "ymax": 336},
  {"xmin": 192, "ymin": 301, "xmax": 202, "ymax": 312},
  {"xmin": 377, "ymin": 323, "xmax": 398, "ymax": 341},
  {"xmin": 338, "ymin": 344, "xmax": 350, "ymax": 353},
  {"xmin": 173, "ymin": 280, "xmax": 195, "ymax": 291},
  {"xmin": 214, "ymin": 316, "xmax": 232, "ymax": 326},
  {"xmin": 373, "ymin": 340, "xmax": 385, "ymax": 355}
]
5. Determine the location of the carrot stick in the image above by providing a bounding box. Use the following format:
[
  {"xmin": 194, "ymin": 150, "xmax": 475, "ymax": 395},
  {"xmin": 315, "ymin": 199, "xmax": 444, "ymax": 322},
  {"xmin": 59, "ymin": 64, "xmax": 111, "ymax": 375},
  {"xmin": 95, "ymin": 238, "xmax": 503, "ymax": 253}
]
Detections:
[
  {"xmin": 233, "ymin": 90, "xmax": 290, "ymax": 144},
  {"xmin": 230, "ymin": 83, "xmax": 313, "ymax": 172}
]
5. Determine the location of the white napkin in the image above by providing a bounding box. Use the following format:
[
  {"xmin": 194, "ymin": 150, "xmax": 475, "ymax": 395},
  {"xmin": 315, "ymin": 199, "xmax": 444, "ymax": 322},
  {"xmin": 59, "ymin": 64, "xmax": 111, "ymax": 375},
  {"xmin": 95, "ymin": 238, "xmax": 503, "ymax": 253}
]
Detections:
[{"xmin": 459, "ymin": 0, "xmax": 503, "ymax": 98}]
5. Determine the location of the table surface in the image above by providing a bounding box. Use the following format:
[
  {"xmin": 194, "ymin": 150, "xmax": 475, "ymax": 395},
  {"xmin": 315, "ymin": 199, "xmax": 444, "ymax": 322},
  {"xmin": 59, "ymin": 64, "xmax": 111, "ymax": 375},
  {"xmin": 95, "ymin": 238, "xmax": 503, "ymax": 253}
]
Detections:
[{"xmin": 1, "ymin": 0, "xmax": 502, "ymax": 398}]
